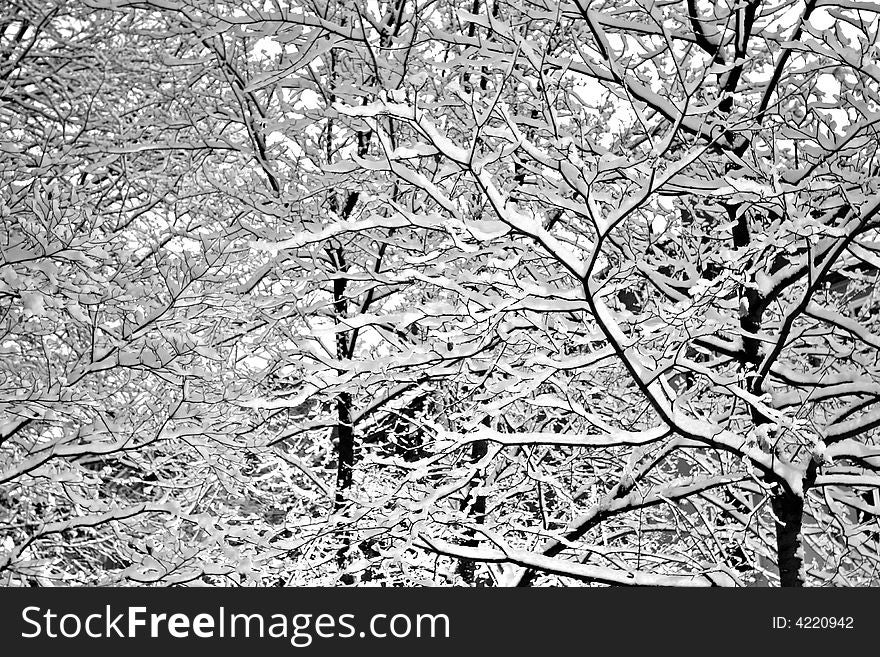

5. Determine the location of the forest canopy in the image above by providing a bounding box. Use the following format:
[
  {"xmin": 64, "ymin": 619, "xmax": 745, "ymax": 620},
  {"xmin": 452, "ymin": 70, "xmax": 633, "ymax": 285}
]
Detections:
[{"xmin": 2, "ymin": 0, "xmax": 880, "ymax": 587}]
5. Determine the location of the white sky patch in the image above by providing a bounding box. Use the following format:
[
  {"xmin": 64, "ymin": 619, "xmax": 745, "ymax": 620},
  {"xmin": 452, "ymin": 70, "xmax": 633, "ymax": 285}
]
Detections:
[
  {"xmin": 815, "ymin": 73, "xmax": 840, "ymax": 101},
  {"xmin": 607, "ymin": 33, "xmax": 625, "ymax": 53},
  {"xmin": 573, "ymin": 80, "xmax": 606, "ymax": 106},
  {"xmin": 769, "ymin": 0, "xmax": 808, "ymax": 32},
  {"xmin": 649, "ymin": 196, "xmax": 676, "ymax": 235},
  {"xmin": 573, "ymin": 81, "xmax": 635, "ymax": 148},
  {"xmin": 650, "ymin": 215, "xmax": 668, "ymax": 235},
  {"xmin": 809, "ymin": 8, "xmax": 835, "ymax": 31},
  {"xmin": 424, "ymin": 41, "xmax": 449, "ymax": 64},
  {"xmin": 297, "ymin": 88, "xmax": 322, "ymax": 110},
  {"xmin": 252, "ymin": 36, "xmax": 282, "ymax": 61},
  {"xmin": 820, "ymin": 107, "xmax": 852, "ymax": 136},
  {"xmin": 773, "ymin": 138, "xmax": 795, "ymax": 161}
]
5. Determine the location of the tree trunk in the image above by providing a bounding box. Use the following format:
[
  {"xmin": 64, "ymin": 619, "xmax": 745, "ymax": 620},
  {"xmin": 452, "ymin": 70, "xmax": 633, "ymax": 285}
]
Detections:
[
  {"xmin": 770, "ymin": 488, "xmax": 806, "ymax": 587},
  {"xmin": 457, "ymin": 438, "xmax": 487, "ymax": 584},
  {"xmin": 330, "ymin": 259, "xmax": 355, "ymax": 514},
  {"xmin": 331, "ymin": 262, "xmax": 356, "ymax": 579},
  {"xmin": 333, "ymin": 389, "xmax": 355, "ymax": 513}
]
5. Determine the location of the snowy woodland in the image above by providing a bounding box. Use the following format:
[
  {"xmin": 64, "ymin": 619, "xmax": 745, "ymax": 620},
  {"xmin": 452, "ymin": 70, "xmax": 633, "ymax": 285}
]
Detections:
[{"xmin": 2, "ymin": 0, "xmax": 880, "ymax": 588}]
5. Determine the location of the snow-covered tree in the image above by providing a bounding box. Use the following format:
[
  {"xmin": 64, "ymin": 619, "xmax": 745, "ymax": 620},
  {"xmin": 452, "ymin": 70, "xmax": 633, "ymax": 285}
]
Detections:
[
  {"xmin": 330, "ymin": 0, "xmax": 880, "ymax": 586},
  {"xmin": 4, "ymin": 0, "xmax": 880, "ymax": 587}
]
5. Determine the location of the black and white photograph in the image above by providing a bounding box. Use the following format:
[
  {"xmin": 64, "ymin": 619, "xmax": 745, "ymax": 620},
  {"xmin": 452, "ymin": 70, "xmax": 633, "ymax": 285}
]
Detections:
[{"xmin": 2, "ymin": 0, "xmax": 880, "ymax": 638}]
